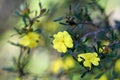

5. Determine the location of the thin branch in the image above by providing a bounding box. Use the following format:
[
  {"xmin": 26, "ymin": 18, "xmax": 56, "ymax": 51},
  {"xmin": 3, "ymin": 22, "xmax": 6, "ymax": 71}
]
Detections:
[{"xmin": 18, "ymin": 47, "xmax": 25, "ymax": 77}]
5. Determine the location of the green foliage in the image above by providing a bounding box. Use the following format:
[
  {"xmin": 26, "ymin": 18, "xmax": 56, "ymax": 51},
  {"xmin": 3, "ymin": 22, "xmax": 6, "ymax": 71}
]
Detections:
[
  {"xmin": 7, "ymin": 1, "xmax": 48, "ymax": 78},
  {"xmin": 52, "ymin": 0, "xmax": 120, "ymax": 79},
  {"xmin": 4, "ymin": 0, "xmax": 120, "ymax": 80}
]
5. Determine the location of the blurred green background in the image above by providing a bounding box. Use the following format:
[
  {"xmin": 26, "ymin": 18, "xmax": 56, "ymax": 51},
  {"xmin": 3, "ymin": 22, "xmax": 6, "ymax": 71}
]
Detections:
[{"xmin": 0, "ymin": 0, "xmax": 120, "ymax": 80}]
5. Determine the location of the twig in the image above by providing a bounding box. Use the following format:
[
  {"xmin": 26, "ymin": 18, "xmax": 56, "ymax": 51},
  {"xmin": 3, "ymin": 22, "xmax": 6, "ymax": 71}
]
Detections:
[{"xmin": 18, "ymin": 47, "xmax": 25, "ymax": 77}]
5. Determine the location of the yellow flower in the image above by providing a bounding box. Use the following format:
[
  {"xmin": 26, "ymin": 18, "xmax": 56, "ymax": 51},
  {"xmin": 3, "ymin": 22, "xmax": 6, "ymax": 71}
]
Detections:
[
  {"xmin": 114, "ymin": 59, "xmax": 120, "ymax": 73},
  {"xmin": 98, "ymin": 74, "xmax": 108, "ymax": 80},
  {"xmin": 50, "ymin": 59, "xmax": 64, "ymax": 74},
  {"xmin": 15, "ymin": 77, "xmax": 21, "ymax": 80},
  {"xmin": 52, "ymin": 31, "xmax": 73, "ymax": 53},
  {"xmin": 78, "ymin": 52, "xmax": 100, "ymax": 69},
  {"xmin": 64, "ymin": 56, "xmax": 75, "ymax": 70},
  {"xmin": 19, "ymin": 32, "xmax": 40, "ymax": 48},
  {"xmin": 50, "ymin": 57, "xmax": 75, "ymax": 75}
]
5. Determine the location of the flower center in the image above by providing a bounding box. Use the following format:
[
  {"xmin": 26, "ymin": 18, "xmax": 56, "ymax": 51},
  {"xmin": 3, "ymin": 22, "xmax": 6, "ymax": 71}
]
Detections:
[
  {"xmin": 61, "ymin": 39, "xmax": 64, "ymax": 43},
  {"xmin": 87, "ymin": 56, "xmax": 92, "ymax": 60}
]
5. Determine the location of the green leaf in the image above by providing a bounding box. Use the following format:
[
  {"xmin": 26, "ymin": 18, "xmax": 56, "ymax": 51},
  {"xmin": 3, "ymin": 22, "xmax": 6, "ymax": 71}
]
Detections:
[
  {"xmin": 12, "ymin": 57, "xmax": 18, "ymax": 67},
  {"xmin": 112, "ymin": 69, "xmax": 119, "ymax": 78},
  {"xmin": 35, "ymin": 10, "xmax": 38, "ymax": 17},
  {"xmin": 54, "ymin": 17, "xmax": 64, "ymax": 22},
  {"xmin": 82, "ymin": 37, "xmax": 89, "ymax": 43},
  {"xmin": 13, "ymin": 27, "xmax": 22, "ymax": 34},
  {"xmin": 35, "ymin": 30, "xmax": 41, "ymax": 35},
  {"xmin": 72, "ymin": 74, "xmax": 80, "ymax": 80},
  {"xmin": 93, "ymin": 46, "xmax": 98, "ymax": 53},
  {"xmin": 69, "ymin": 4, "xmax": 72, "ymax": 11},
  {"xmin": 59, "ymin": 22, "xmax": 68, "ymax": 25},
  {"xmin": 10, "ymin": 33, "xmax": 18, "ymax": 37},
  {"xmin": 39, "ymin": 2, "xmax": 42, "ymax": 9},
  {"xmin": 8, "ymin": 41, "xmax": 21, "ymax": 47},
  {"xmin": 22, "ymin": 17, "xmax": 28, "ymax": 26},
  {"xmin": 14, "ymin": 11, "xmax": 22, "ymax": 16},
  {"xmin": 95, "ymin": 72, "xmax": 104, "ymax": 79},
  {"xmin": 2, "ymin": 67, "xmax": 16, "ymax": 72},
  {"xmin": 81, "ymin": 70, "xmax": 90, "ymax": 78},
  {"xmin": 68, "ymin": 49, "xmax": 73, "ymax": 55}
]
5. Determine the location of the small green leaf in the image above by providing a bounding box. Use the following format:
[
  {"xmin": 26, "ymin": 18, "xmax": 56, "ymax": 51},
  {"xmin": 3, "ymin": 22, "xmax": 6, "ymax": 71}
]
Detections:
[
  {"xmin": 54, "ymin": 17, "xmax": 64, "ymax": 22},
  {"xmin": 81, "ymin": 70, "xmax": 90, "ymax": 78},
  {"xmin": 2, "ymin": 67, "xmax": 16, "ymax": 72},
  {"xmin": 8, "ymin": 41, "xmax": 21, "ymax": 47},
  {"xmin": 95, "ymin": 72, "xmax": 104, "ymax": 79},
  {"xmin": 13, "ymin": 27, "xmax": 22, "ymax": 34},
  {"xmin": 34, "ymin": 28, "xmax": 42, "ymax": 34},
  {"xmin": 22, "ymin": 17, "xmax": 28, "ymax": 26},
  {"xmin": 82, "ymin": 37, "xmax": 89, "ymax": 43},
  {"xmin": 112, "ymin": 69, "xmax": 119, "ymax": 78},
  {"xmin": 39, "ymin": 2, "xmax": 42, "ymax": 9},
  {"xmin": 69, "ymin": 4, "xmax": 72, "ymax": 11},
  {"xmin": 15, "ymin": 11, "xmax": 22, "ymax": 16},
  {"xmin": 35, "ymin": 10, "xmax": 38, "ymax": 17},
  {"xmin": 12, "ymin": 57, "xmax": 18, "ymax": 67},
  {"xmin": 68, "ymin": 49, "xmax": 73, "ymax": 55},
  {"xmin": 72, "ymin": 74, "xmax": 80, "ymax": 80},
  {"xmin": 59, "ymin": 22, "xmax": 68, "ymax": 25},
  {"xmin": 93, "ymin": 46, "xmax": 98, "ymax": 53}
]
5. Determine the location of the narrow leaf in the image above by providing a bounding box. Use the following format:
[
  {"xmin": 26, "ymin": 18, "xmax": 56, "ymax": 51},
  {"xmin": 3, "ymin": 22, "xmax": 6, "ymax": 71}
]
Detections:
[
  {"xmin": 54, "ymin": 17, "xmax": 64, "ymax": 22},
  {"xmin": 2, "ymin": 67, "xmax": 16, "ymax": 72},
  {"xmin": 8, "ymin": 41, "xmax": 21, "ymax": 47},
  {"xmin": 59, "ymin": 22, "xmax": 68, "ymax": 25},
  {"xmin": 95, "ymin": 72, "xmax": 104, "ymax": 79}
]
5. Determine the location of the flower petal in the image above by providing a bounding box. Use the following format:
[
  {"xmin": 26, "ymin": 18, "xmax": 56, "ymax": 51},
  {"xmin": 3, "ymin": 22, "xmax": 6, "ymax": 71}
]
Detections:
[
  {"xmin": 91, "ymin": 58, "xmax": 100, "ymax": 66},
  {"xmin": 78, "ymin": 57, "xmax": 83, "ymax": 62},
  {"xmin": 63, "ymin": 31, "xmax": 73, "ymax": 48},
  {"xmin": 20, "ymin": 36, "xmax": 30, "ymax": 46},
  {"xmin": 83, "ymin": 60, "xmax": 91, "ymax": 69},
  {"xmin": 92, "ymin": 53, "xmax": 98, "ymax": 57},
  {"xmin": 52, "ymin": 31, "xmax": 73, "ymax": 53},
  {"xmin": 19, "ymin": 32, "xmax": 40, "ymax": 48},
  {"xmin": 54, "ymin": 32, "xmax": 63, "ymax": 39},
  {"xmin": 53, "ymin": 42, "xmax": 67, "ymax": 53}
]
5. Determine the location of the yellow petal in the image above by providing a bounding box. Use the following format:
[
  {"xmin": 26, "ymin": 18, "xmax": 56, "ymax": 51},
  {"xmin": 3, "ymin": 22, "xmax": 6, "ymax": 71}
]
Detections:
[
  {"xmin": 19, "ymin": 32, "xmax": 40, "ymax": 48},
  {"xmin": 78, "ymin": 53, "xmax": 86, "ymax": 58},
  {"xmin": 53, "ymin": 32, "xmax": 63, "ymax": 39},
  {"xmin": 53, "ymin": 42, "xmax": 67, "ymax": 53},
  {"xmin": 114, "ymin": 59, "xmax": 120, "ymax": 73},
  {"xmin": 28, "ymin": 32, "xmax": 40, "ymax": 39},
  {"xmin": 99, "ymin": 74, "xmax": 108, "ymax": 80},
  {"xmin": 91, "ymin": 58, "xmax": 100, "ymax": 66},
  {"xmin": 50, "ymin": 59, "xmax": 64, "ymax": 74},
  {"xmin": 63, "ymin": 31, "xmax": 73, "ymax": 48},
  {"xmin": 78, "ymin": 57, "xmax": 83, "ymax": 62},
  {"xmin": 64, "ymin": 57, "xmax": 75, "ymax": 69},
  {"xmin": 64, "ymin": 38, "xmax": 73, "ymax": 48},
  {"xmin": 19, "ymin": 36, "xmax": 30, "ymax": 46},
  {"xmin": 92, "ymin": 52, "xmax": 98, "ymax": 57},
  {"xmin": 28, "ymin": 40, "xmax": 38, "ymax": 48},
  {"xmin": 83, "ymin": 60, "xmax": 91, "ymax": 69},
  {"xmin": 52, "ymin": 31, "xmax": 73, "ymax": 53}
]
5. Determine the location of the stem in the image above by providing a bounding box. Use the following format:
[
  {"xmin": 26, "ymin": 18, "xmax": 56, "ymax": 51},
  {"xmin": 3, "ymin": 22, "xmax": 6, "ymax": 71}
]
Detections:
[
  {"xmin": 18, "ymin": 47, "xmax": 25, "ymax": 77},
  {"xmin": 27, "ymin": 14, "xmax": 42, "ymax": 28}
]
